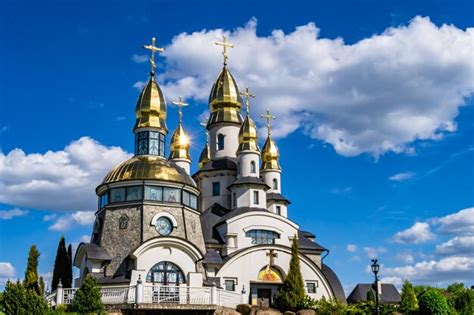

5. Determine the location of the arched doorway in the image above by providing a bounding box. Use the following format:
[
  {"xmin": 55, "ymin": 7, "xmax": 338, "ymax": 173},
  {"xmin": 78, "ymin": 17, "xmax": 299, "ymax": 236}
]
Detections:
[{"xmin": 146, "ymin": 261, "xmax": 186, "ymax": 303}]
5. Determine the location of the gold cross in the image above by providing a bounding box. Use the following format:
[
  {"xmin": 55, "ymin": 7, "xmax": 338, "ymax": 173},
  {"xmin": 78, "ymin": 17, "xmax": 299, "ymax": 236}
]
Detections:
[
  {"xmin": 240, "ymin": 87, "xmax": 255, "ymax": 115},
  {"xmin": 172, "ymin": 96, "xmax": 188, "ymax": 123},
  {"xmin": 261, "ymin": 109, "xmax": 276, "ymax": 136},
  {"xmin": 200, "ymin": 118, "xmax": 209, "ymax": 143},
  {"xmin": 215, "ymin": 35, "xmax": 234, "ymax": 66},
  {"xmin": 266, "ymin": 249, "xmax": 278, "ymax": 266},
  {"xmin": 143, "ymin": 37, "xmax": 164, "ymax": 74}
]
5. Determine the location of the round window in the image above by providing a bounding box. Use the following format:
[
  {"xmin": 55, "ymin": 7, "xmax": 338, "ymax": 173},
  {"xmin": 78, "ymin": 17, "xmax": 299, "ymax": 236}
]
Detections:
[{"xmin": 155, "ymin": 217, "xmax": 173, "ymax": 236}]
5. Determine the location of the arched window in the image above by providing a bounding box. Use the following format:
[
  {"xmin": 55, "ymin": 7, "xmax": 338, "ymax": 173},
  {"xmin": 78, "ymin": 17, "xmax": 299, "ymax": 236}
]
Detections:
[
  {"xmin": 250, "ymin": 161, "xmax": 256, "ymax": 173},
  {"xmin": 273, "ymin": 178, "xmax": 278, "ymax": 190},
  {"xmin": 146, "ymin": 261, "xmax": 186, "ymax": 284},
  {"xmin": 217, "ymin": 134, "xmax": 225, "ymax": 150}
]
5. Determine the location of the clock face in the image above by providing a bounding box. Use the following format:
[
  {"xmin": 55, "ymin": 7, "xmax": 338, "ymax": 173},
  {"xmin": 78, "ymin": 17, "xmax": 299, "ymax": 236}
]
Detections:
[{"xmin": 156, "ymin": 217, "xmax": 173, "ymax": 236}]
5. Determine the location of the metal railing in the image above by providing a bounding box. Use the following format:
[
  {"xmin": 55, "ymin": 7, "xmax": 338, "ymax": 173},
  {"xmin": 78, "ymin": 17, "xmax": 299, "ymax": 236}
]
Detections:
[
  {"xmin": 101, "ymin": 286, "xmax": 136, "ymax": 304},
  {"xmin": 143, "ymin": 285, "xmax": 211, "ymax": 304},
  {"xmin": 217, "ymin": 289, "xmax": 243, "ymax": 308}
]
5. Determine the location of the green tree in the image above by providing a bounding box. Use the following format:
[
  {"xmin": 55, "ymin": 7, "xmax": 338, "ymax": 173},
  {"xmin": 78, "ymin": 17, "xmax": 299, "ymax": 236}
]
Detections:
[
  {"xmin": 419, "ymin": 289, "xmax": 450, "ymax": 315},
  {"xmin": 273, "ymin": 236, "xmax": 306, "ymax": 312},
  {"xmin": 400, "ymin": 280, "xmax": 419, "ymax": 313},
  {"xmin": 449, "ymin": 285, "xmax": 474, "ymax": 315},
  {"xmin": 70, "ymin": 275, "xmax": 104, "ymax": 314},
  {"xmin": 366, "ymin": 288, "xmax": 375, "ymax": 302},
  {"xmin": 52, "ymin": 236, "xmax": 69, "ymax": 291},
  {"xmin": 65, "ymin": 243, "xmax": 73, "ymax": 288},
  {"xmin": 23, "ymin": 245, "xmax": 41, "ymax": 295},
  {"xmin": 0, "ymin": 280, "xmax": 47, "ymax": 314}
]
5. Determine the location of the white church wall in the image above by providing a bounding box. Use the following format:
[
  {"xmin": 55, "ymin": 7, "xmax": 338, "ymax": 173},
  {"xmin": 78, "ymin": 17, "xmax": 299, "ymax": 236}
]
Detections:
[
  {"xmin": 262, "ymin": 171, "xmax": 281, "ymax": 193},
  {"xmin": 267, "ymin": 201, "xmax": 288, "ymax": 218},
  {"xmin": 209, "ymin": 124, "xmax": 240, "ymax": 159},
  {"xmin": 216, "ymin": 246, "xmax": 334, "ymax": 301},
  {"xmin": 238, "ymin": 152, "xmax": 260, "ymax": 178},
  {"xmin": 233, "ymin": 186, "xmax": 268, "ymax": 209},
  {"xmin": 199, "ymin": 172, "xmax": 235, "ymax": 210}
]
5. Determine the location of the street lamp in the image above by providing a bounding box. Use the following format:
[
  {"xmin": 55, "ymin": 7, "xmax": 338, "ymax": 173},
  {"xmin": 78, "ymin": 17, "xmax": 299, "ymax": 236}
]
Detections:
[{"xmin": 371, "ymin": 259, "xmax": 380, "ymax": 315}]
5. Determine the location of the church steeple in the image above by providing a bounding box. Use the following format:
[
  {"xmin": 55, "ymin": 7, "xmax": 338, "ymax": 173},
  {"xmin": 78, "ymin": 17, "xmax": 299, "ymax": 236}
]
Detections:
[
  {"xmin": 198, "ymin": 120, "xmax": 210, "ymax": 168},
  {"xmin": 237, "ymin": 88, "xmax": 259, "ymax": 154},
  {"xmin": 134, "ymin": 37, "xmax": 168, "ymax": 157},
  {"xmin": 261, "ymin": 109, "xmax": 280, "ymax": 171}
]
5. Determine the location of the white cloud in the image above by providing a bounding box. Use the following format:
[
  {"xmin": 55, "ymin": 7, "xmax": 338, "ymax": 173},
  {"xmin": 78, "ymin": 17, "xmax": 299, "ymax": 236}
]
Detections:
[
  {"xmin": 133, "ymin": 80, "xmax": 146, "ymax": 90},
  {"xmin": 0, "ymin": 262, "xmax": 16, "ymax": 288},
  {"xmin": 433, "ymin": 207, "xmax": 474, "ymax": 235},
  {"xmin": 363, "ymin": 247, "xmax": 387, "ymax": 259},
  {"xmin": 396, "ymin": 252, "xmax": 415, "ymax": 264},
  {"xmin": 435, "ymin": 236, "xmax": 474, "ymax": 256},
  {"xmin": 384, "ymin": 256, "xmax": 474, "ymax": 284},
  {"xmin": 389, "ymin": 172, "xmax": 416, "ymax": 182},
  {"xmin": 346, "ymin": 244, "xmax": 358, "ymax": 252},
  {"xmin": 131, "ymin": 54, "xmax": 148, "ymax": 63},
  {"xmin": 0, "ymin": 208, "xmax": 28, "ymax": 220},
  {"xmin": 380, "ymin": 276, "xmax": 403, "ymax": 289},
  {"xmin": 152, "ymin": 16, "xmax": 474, "ymax": 157},
  {"xmin": 49, "ymin": 211, "xmax": 95, "ymax": 231},
  {"xmin": 80, "ymin": 235, "xmax": 91, "ymax": 243},
  {"xmin": 43, "ymin": 214, "xmax": 57, "ymax": 222},
  {"xmin": 40, "ymin": 272, "xmax": 53, "ymax": 291},
  {"xmin": 0, "ymin": 137, "xmax": 131, "ymax": 211},
  {"xmin": 393, "ymin": 222, "xmax": 435, "ymax": 244}
]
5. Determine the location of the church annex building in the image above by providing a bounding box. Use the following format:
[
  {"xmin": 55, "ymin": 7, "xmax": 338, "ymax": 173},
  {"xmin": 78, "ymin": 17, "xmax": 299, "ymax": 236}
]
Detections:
[{"xmin": 55, "ymin": 36, "xmax": 345, "ymax": 311}]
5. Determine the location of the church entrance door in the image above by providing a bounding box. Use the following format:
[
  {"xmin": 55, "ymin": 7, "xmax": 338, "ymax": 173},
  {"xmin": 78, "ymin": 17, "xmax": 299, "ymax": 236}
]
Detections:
[{"xmin": 250, "ymin": 283, "xmax": 281, "ymax": 307}]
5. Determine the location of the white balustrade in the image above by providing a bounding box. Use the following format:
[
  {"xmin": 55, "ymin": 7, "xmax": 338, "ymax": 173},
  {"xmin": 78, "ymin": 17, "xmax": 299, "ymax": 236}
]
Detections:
[{"xmin": 217, "ymin": 289, "xmax": 244, "ymax": 308}]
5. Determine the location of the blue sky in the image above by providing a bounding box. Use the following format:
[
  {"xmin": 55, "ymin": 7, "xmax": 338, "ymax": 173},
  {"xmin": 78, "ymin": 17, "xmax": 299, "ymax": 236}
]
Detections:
[{"xmin": 1, "ymin": 0, "xmax": 473, "ymax": 293}]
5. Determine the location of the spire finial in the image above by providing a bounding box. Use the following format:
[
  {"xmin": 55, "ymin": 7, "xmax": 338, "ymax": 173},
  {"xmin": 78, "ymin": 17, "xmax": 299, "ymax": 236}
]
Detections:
[
  {"xmin": 172, "ymin": 96, "xmax": 188, "ymax": 124},
  {"xmin": 261, "ymin": 109, "xmax": 276, "ymax": 136},
  {"xmin": 214, "ymin": 35, "xmax": 234, "ymax": 66},
  {"xmin": 143, "ymin": 37, "xmax": 164, "ymax": 75},
  {"xmin": 200, "ymin": 118, "xmax": 209, "ymax": 144},
  {"xmin": 240, "ymin": 87, "xmax": 255, "ymax": 115}
]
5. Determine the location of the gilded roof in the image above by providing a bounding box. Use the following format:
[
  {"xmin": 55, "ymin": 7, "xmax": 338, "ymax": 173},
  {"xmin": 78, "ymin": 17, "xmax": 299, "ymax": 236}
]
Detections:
[
  {"xmin": 101, "ymin": 155, "xmax": 196, "ymax": 187},
  {"xmin": 169, "ymin": 123, "xmax": 191, "ymax": 160},
  {"xmin": 134, "ymin": 76, "xmax": 168, "ymax": 133},
  {"xmin": 198, "ymin": 143, "xmax": 210, "ymax": 169},
  {"xmin": 208, "ymin": 67, "xmax": 243, "ymax": 126},
  {"xmin": 261, "ymin": 136, "xmax": 280, "ymax": 171},
  {"xmin": 237, "ymin": 114, "xmax": 259, "ymax": 153}
]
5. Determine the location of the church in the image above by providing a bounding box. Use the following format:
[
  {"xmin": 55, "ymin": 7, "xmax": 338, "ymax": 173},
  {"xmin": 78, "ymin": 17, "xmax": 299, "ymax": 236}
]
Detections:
[{"xmin": 73, "ymin": 36, "xmax": 345, "ymax": 308}]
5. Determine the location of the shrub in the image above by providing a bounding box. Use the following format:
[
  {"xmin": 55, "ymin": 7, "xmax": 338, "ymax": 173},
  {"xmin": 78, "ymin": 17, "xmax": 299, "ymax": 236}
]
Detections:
[
  {"xmin": 419, "ymin": 289, "xmax": 450, "ymax": 315},
  {"xmin": 0, "ymin": 280, "xmax": 47, "ymax": 314},
  {"xmin": 400, "ymin": 280, "xmax": 419, "ymax": 313},
  {"xmin": 69, "ymin": 275, "xmax": 104, "ymax": 314}
]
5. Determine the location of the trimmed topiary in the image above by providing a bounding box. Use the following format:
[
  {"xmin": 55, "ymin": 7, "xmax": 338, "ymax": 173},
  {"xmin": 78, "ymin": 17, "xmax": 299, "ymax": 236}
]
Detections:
[{"xmin": 419, "ymin": 289, "xmax": 450, "ymax": 315}]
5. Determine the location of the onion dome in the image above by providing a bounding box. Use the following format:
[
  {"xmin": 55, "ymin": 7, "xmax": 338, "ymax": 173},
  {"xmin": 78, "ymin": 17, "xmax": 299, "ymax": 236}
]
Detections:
[
  {"xmin": 261, "ymin": 135, "xmax": 280, "ymax": 171},
  {"xmin": 207, "ymin": 66, "xmax": 243, "ymax": 126},
  {"xmin": 237, "ymin": 114, "xmax": 259, "ymax": 154},
  {"xmin": 169, "ymin": 123, "xmax": 191, "ymax": 160},
  {"xmin": 198, "ymin": 143, "xmax": 210, "ymax": 169},
  {"xmin": 100, "ymin": 155, "xmax": 196, "ymax": 188},
  {"xmin": 133, "ymin": 75, "xmax": 168, "ymax": 133}
]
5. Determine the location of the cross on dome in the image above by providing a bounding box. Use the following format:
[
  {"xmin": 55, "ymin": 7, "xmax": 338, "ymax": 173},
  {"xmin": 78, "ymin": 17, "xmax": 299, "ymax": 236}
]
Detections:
[
  {"xmin": 240, "ymin": 87, "xmax": 255, "ymax": 115},
  {"xmin": 261, "ymin": 109, "xmax": 276, "ymax": 136},
  {"xmin": 143, "ymin": 37, "xmax": 164, "ymax": 75},
  {"xmin": 214, "ymin": 35, "xmax": 234, "ymax": 66},
  {"xmin": 172, "ymin": 96, "xmax": 188, "ymax": 123}
]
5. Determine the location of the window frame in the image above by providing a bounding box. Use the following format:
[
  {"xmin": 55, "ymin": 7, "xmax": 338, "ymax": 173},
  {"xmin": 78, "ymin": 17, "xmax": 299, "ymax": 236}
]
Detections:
[
  {"xmin": 217, "ymin": 134, "xmax": 225, "ymax": 151},
  {"xmin": 275, "ymin": 205, "xmax": 281, "ymax": 215},
  {"xmin": 224, "ymin": 279, "xmax": 236, "ymax": 291},
  {"xmin": 250, "ymin": 161, "xmax": 256, "ymax": 173},
  {"xmin": 273, "ymin": 178, "xmax": 278, "ymax": 190},
  {"xmin": 306, "ymin": 281, "xmax": 318, "ymax": 294},
  {"xmin": 245, "ymin": 229, "xmax": 280, "ymax": 245},
  {"xmin": 253, "ymin": 190, "xmax": 259, "ymax": 204},
  {"xmin": 212, "ymin": 182, "xmax": 220, "ymax": 196}
]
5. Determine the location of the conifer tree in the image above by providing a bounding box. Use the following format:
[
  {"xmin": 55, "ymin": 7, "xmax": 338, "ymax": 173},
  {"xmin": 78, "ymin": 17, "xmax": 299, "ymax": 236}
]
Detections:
[
  {"xmin": 0, "ymin": 280, "xmax": 47, "ymax": 314},
  {"xmin": 273, "ymin": 235, "xmax": 306, "ymax": 311},
  {"xmin": 52, "ymin": 236, "xmax": 68, "ymax": 291},
  {"xmin": 64, "ymin": 243, "xmax": 73, "ymax": 288},
  {"xmin": 23, "ymin": 245, "xmax": 41, "ymax": 294},
  {"xmin": 400, "ymin": 280, "xmax": 418, "ymax": 312},
  {"xmin": 70, "ymin": 275, "xmax": 104, "ymax": 314}
]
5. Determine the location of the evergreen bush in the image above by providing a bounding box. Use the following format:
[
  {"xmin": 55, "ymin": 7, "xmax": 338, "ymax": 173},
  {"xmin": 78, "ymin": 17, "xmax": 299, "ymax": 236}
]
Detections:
[
  {"xmin": 419, "ymin": 289, "xmax": 450, "ymax": 315},
  {"xmin": 0, "ymin": 280, "xmax": 47, "ymax": 314},
  {"xmin": 69, "ymin": 275, "xmax": 104, "ymax": 314},
  {"xmin": 400, "ymin": 280, "xmax": 419, "ymax": 313}
]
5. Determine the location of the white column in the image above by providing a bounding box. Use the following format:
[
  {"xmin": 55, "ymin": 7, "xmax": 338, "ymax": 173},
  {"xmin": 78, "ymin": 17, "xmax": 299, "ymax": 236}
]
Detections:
[
  {"xmin": 135, "ymin": 275, "xmax": 143, "ymax": 304},
  {"xmin": 56, "ymin": 279, "xmax": 63, "ymax": 306},
  {"xmin": 210, "ymin": 284, "xmax": 218, "ymax": 305},
  {"xmin": 241, "ymin": 285, "xmax": 247, "ymax": 304}
]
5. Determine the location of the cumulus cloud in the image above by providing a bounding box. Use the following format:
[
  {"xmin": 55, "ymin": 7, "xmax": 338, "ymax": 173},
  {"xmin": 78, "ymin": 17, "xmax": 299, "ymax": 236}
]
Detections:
[
  {"xmin": 131, "ymin": 54, "xmax": 148, "ymax": 63},
  {"xmin": 0, "ymin": 262, "xmax": 16, "ymax": 288},
  {"xmin": 346, "ymin": 244, "xmax": 358, "ymax": 252},
  {"xmin": 396, "ymin": 252, "xmax": 415, "ymax": 264},
  {"xmin": 49, "ymin": 211, "xmax": 96, "ymax": 231},
  {"xmin": 0, "ymin": 137, "xmax": 131, "ymax": 211},
  {"xmin": 389, "ymin": 172, "xmax": 416, "ymax": 182},
  {"xmin": 80, "ymin": 235, "xmax": 91, "ymax": 243},
  {"xmin": 0, "ymin": 208, "xmax": 28, "ymax": 220},
  {"xmin": 393, "ymin": 222, "xmax": 435, "ymax": 244},
  {"xmin": 433, "ymin": 207, "xmax": 474, "ymax": 235},
  {"xmin": 435, "ymin": 236, "xmax": 474, "ymax": 256},
  {"xmin": 384, "ymin": 256, "xmax": 474, "ymax": 284},
  {"xmin": 148, "ymin": 16, "xmax": 474, "ymax": 157},
  {"xmin": 363, "ymin": 247, "xmax": 387, "ymax": 259}
]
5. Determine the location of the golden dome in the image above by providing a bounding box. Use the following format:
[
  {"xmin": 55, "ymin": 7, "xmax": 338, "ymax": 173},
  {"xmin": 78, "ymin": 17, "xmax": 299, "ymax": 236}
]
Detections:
[
  {"xmin": 198, "ymin": 143, "xmax": 210, "ymax": 168},
  {"xmin": 100, "ymin": 155, "xmax": 196, "ymax": 187},
  {"xmin": 169, "ymin": 123, "xmax": 191, "ymax": 160},
  {"xmin": 134, "ymin": 76, "xmax": 168, "ymax": 133},
  {"xmin": 207, "ymin": 67, "xmax": 243, "ymax": 126},
  {"xmin": 261, "ymin": 135, "xmax": 280, "ymax": 171},
  {"xmin": 237, "ymin": 114, "xmax": 259, "ymax": 153}
]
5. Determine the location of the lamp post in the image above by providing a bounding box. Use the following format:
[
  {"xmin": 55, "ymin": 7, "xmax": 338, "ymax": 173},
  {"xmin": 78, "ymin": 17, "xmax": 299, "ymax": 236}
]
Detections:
[{"xmin": 371, "ymin": 259, "xmax": 380, "ymax": 315}]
